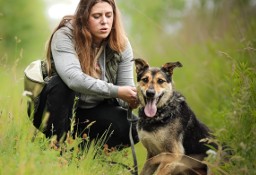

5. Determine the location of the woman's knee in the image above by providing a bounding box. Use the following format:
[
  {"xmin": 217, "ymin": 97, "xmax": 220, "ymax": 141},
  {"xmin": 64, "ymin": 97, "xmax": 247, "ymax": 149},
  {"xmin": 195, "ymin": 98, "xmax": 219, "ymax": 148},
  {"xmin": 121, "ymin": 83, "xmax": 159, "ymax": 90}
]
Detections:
[
  {"xmin": 46, "ymin": 76, "xmax": 76, "ymax": 107},
  {"xmin": 76, "ymin": 102, "xmax": 139, "ymax": 147},
  {"xmin": 103, "ymin": 109, "xmax": 139, "ymax": 146},
  {"xmin": 31, "ymin": 75, "xmax": 76, "ymax": 140},
  {"xmin": 47, "ymin": 76, "xmax": 74, "ymax": 96}
]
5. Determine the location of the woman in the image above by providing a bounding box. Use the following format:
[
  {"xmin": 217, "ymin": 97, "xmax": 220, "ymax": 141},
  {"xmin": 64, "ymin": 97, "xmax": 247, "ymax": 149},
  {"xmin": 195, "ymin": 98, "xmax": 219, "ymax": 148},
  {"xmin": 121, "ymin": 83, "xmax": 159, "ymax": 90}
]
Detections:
[{"xmin": 30, "ymin": 0, "xmax": 139, "ymax": 149}]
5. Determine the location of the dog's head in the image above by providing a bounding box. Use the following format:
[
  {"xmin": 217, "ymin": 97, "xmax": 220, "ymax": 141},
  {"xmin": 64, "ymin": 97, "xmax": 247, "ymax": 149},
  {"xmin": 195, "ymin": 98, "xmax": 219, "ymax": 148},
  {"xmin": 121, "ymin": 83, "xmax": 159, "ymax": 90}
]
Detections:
[{"xmin": 133, "ymin": 58, "xmax": 182, "ymax": 117}]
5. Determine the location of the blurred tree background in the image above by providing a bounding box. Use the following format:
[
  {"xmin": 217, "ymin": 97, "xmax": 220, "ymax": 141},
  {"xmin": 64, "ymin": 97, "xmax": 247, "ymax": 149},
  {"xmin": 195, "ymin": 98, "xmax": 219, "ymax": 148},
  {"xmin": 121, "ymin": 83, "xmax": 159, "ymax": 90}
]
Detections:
[
  {"xmin": 119, "ymin": 0, "xmax": 256, "ymax": 125},
  {"xmin": 118, "ymin": 0, "xmax": 256, "ymax": 174},
  {"xmin": 0, "ymin": 0, "xmax": 255, "ymax": 174},
  {"xmin": 0, "ymin": 0, "xmax": 50, "ymax": 66}
]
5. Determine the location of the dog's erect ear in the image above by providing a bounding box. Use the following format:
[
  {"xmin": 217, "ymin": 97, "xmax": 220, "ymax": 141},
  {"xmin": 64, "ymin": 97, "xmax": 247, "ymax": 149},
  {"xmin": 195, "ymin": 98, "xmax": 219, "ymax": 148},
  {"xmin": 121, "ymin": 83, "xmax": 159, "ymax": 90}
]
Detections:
[
  {"xmin": 161, "ymin": 62, "xmax": 182, "ymax": 77},
  {"xmin": 132, "ymin": 58, "xmax": 149, "ymax": 74}
]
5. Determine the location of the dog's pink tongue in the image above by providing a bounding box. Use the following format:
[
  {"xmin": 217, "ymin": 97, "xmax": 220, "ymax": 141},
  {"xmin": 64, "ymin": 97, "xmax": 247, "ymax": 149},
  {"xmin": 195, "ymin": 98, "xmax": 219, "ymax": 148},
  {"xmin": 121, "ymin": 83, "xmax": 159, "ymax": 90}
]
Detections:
[{"xmin": 144, "ymin": 99, "xmax": 157, "ymax": 117}]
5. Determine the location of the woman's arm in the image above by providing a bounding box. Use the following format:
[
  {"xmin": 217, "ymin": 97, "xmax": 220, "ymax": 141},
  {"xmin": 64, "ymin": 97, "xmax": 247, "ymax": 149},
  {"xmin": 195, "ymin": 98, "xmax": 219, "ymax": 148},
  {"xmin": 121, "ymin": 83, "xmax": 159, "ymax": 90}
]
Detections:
[
  {"xmin": 116, "ymin": 40, "xmax": 135, "ymax": 87},
  {"xmin": 115, "ymin": 40, "xmax": 138, "ymax": 107},
  {"xmin": 51, "ymin": 27, "xmax": 119, "ymax": 98}
]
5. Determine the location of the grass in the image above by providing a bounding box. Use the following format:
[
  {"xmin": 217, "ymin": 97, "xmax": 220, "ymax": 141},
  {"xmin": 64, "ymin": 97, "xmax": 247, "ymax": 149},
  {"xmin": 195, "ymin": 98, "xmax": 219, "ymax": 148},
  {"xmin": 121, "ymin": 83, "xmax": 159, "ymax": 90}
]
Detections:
[
  {"xmin": 1, "ymin": 34, "xmax": 256, "ymax": 175},
  {"xmin": 0, "ymin": 62, "xmax": 147, "ymax": 175},
  {"xmin": 1, "ymin": 3, "xmax": 256, "ymax": 174},
  {"xmin": 1, "ymin": 42, "xmax": 255, "ymax": 175}
]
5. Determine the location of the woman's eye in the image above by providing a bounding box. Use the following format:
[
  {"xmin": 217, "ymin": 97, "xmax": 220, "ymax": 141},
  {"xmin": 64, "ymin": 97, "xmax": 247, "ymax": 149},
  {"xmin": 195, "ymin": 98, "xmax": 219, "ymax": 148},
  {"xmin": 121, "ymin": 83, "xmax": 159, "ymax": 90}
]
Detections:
[
  {"xmin": 93, "ymin": 15, "xmax": 100, "ymax": 19},
  {"xmin": 106, "ymin": 13, "xmax": 112, "ymax": 18}
]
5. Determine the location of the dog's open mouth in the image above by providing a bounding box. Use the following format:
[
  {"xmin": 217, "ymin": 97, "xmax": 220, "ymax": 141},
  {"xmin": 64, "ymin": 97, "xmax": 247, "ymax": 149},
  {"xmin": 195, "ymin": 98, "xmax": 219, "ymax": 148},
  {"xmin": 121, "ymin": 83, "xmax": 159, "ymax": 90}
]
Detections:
[
  {"xmin": 144, "ymin": 94, "xmax": 164, "ymax": 117},
  {"xmin": 144, "ymin": 98, "xmax": 157, "ymax": 117}
]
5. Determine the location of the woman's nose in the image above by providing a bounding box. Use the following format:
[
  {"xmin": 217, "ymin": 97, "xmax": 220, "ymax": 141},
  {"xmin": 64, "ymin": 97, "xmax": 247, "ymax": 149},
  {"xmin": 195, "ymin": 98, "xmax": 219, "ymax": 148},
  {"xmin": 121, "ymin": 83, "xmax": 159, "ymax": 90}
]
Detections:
[{"xmin": 101, "ymin": 16, "xmax": 107, "ymax": 24}]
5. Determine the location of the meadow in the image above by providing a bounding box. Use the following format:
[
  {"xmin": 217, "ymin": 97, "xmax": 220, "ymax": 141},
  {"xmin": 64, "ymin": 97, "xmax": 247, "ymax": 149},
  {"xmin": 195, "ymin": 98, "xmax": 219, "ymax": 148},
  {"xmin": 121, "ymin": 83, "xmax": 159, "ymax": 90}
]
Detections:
[
  {"xmin": 1, "ymin": 33, "xmax": 255, "ymax": 175},
  {"xmin": 1, "ymin": 1, "xmax": 256, "ymax": 175}
]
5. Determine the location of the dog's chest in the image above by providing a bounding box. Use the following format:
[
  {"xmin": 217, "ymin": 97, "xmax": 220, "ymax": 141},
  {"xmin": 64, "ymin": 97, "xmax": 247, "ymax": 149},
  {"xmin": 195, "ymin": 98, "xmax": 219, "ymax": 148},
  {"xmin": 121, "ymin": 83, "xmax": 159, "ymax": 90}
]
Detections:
[
  {"xmin": 138, "ymin": 117, "xmax": 184, "ymax": 156},
  {"xmin": 138, "ymin": 127, "xmax": 170, "ymax": 155}
]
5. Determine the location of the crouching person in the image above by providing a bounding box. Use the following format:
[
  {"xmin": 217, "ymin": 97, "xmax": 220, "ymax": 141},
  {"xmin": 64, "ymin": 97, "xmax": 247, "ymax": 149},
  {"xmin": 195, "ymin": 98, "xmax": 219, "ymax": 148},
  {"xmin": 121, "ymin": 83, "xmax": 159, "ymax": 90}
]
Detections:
[{"xmin": 27, "ymin": 0, "xmax": 139, "ymax": 149}]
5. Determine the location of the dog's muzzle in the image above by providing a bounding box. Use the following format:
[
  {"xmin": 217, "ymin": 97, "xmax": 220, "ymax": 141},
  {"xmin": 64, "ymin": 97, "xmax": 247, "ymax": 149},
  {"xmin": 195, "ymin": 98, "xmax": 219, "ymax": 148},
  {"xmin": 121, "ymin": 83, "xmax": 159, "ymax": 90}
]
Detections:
[
  {"xmin": 146, "ymin": 89, "xmax": 155, "ymax": 98},
  {"xmin": 143, "ymin": 89, "xmax": 164, "ymax": 118}
]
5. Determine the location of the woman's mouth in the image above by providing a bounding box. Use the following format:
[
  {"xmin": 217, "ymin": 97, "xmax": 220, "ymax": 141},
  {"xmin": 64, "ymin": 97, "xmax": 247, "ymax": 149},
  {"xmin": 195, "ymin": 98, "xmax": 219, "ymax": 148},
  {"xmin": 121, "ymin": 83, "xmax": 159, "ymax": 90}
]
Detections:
[{"xmin": 100, "ymin": 28, "xmax": 108, "ymax": 33}]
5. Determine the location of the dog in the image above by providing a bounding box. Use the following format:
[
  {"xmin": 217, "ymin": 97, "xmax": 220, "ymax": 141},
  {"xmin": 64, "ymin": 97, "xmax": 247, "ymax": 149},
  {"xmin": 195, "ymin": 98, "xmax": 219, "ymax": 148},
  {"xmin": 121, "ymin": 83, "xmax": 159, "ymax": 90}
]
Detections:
[{"xmin": 133, "ymin": 58, "xmax": 216, "ymax": 175}]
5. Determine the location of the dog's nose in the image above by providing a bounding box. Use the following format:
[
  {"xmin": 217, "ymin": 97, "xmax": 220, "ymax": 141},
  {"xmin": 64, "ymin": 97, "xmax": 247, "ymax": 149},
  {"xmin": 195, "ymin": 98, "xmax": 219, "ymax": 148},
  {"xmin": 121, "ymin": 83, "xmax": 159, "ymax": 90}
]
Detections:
[{"xmin": 146, "ymin": 89, "xmax": 155, "ymax": 98}]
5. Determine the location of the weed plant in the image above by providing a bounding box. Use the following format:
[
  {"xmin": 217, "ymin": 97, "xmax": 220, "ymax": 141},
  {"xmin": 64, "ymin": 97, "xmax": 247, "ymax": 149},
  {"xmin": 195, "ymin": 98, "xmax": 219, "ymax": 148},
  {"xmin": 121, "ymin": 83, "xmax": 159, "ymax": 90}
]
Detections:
[
  {"xmin": 0, "ymin": 57, "xmax": 140, "ymax": 175},
  {"xmin": 1, "ymin": 2, "xmax": 256, "ymax": 174},
  {"xmin": 1, "ymin": 41, "xmax": 255, "ymax": 175}
]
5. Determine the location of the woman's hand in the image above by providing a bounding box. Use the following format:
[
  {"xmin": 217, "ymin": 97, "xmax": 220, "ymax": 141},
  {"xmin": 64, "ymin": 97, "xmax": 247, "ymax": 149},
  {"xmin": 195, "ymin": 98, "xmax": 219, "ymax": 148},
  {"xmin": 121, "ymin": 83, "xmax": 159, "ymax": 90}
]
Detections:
[{"xmin": 118, "ymin": 86, "xmax": 139, "ymax": 109}]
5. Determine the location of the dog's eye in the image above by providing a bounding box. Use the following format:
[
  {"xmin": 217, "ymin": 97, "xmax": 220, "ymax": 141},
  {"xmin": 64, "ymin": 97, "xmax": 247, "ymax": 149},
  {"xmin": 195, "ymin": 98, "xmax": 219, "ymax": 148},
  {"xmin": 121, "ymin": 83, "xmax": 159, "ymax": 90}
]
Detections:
[
  {"xmin": 141, "ymin": 77, "xmax": 148, "ymax": 83},
  {"xmin": 158, "ymin": 79, "xmax": 165, "ymax": 84}
]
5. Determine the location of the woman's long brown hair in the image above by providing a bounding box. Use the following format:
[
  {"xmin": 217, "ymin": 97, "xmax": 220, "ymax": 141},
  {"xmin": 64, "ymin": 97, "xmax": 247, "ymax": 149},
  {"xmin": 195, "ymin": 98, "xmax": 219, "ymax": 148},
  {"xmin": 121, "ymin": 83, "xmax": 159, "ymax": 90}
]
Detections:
[{"xmin": 46, "ymin": 0, "xmax": 126, "ymax": 77}]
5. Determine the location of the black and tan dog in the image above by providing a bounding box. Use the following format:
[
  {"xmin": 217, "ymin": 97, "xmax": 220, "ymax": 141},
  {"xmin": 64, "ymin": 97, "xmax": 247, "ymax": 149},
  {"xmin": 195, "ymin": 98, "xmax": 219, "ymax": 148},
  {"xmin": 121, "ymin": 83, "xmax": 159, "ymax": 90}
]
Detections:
[{"xmin": 133, "ymin": 58, "xmax": 215, "ymax": 175}]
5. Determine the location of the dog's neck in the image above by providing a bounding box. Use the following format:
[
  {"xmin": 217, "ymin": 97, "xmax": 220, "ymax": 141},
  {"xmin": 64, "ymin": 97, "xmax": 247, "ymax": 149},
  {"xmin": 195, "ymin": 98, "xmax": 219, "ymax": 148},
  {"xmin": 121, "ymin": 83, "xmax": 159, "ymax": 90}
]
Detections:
[{"xmin": 138, "ymin": 91, "xmax": 185, "ymax": 129}]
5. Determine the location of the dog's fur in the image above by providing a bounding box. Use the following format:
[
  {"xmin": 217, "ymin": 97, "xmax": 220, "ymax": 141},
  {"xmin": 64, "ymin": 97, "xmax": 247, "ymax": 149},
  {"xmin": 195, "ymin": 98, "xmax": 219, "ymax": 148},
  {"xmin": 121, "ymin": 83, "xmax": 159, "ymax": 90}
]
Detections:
[{"xmin": 133, "ymin": 58, "xmax": 215, "ymax": 175}]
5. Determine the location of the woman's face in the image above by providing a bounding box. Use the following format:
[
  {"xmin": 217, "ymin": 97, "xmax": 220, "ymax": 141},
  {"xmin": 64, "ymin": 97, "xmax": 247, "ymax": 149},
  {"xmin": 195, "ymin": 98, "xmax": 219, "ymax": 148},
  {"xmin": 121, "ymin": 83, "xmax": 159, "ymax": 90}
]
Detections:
[{"xmin": 88, "ymin": 2, "xmax": 114, "ymax": 45}]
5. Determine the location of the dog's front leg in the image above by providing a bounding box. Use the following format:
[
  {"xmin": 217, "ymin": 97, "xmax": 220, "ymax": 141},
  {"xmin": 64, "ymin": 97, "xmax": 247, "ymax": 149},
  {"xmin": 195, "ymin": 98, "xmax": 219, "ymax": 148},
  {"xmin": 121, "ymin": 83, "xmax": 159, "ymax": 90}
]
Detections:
[
  {"xmin": 140, "ymin": 152, "xmax": 160, "ymax": 175},
  {"xmin": 155, "ymin": 162, "xmax": 171, "ymax": 175},
  {"xmin": 140, "ymin": 161, "xmax": 159, "ymax": 175},
  {"xmin": 154, "ymin": 153, "xmax": 181, "ymax": 175}
]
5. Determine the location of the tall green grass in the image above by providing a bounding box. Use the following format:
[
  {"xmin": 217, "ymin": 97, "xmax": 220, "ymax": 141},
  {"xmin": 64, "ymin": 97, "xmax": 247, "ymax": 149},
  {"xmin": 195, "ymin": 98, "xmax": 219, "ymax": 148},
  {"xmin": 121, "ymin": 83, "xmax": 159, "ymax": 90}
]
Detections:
[
  {"xmin": 1, "ymin": 2, "xmax": 256, "ymax": 174},
  {"xmin": 216, "ymin": 52, "xmax": 256, "ymax": 175},
  {"xmin": 0, "ymin": 62, "xmax": 145, "ymax": 175},
  {"xmin": 1, "ymin": 42, "xmax": 255, "ymax": 174}
]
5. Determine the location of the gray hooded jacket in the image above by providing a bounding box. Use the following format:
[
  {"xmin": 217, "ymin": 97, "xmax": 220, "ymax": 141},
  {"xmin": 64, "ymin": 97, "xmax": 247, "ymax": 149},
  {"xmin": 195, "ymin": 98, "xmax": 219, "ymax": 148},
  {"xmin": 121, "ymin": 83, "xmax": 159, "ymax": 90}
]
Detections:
[{"xmin": 51, "ymin": 22, "xmax": 135, "ymax": 108}]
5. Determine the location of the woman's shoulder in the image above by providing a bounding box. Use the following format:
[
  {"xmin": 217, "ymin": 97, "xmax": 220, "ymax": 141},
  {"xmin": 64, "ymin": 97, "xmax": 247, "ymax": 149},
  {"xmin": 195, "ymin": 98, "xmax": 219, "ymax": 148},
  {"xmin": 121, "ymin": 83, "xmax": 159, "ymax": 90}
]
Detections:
[
  {"xmin": 120, "ymin": 39, "xmax": 132, "ymax": 57},
  {"xmin": 53, "ymin": 21, "xmax": 74, "ymax": 40},
  {"xmin": 107, "ymin": 38, "xmax": 131, "ymax": 52},
  {"xmin": 51, "ymin": 22, "xmax": 75, "ymax": 50}
]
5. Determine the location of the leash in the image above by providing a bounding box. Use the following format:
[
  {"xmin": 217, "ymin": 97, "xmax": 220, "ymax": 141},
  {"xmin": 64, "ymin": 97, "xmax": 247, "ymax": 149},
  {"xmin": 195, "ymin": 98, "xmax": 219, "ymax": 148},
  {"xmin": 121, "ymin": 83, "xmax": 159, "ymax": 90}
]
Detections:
[
  {"xmin": 127, "ymin": 107, "xmax": 139, "ymax": 175},
  {"xmin": 100, "ymin": 107, "xmax": 139, "ymax": 175}
]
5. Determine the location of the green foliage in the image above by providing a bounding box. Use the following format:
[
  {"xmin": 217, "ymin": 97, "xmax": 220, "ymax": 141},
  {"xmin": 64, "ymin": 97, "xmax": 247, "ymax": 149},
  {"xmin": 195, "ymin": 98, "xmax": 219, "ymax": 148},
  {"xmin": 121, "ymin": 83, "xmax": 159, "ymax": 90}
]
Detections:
[
  {"xmin": 0, "ymin": 0, "xmax": 256, "ymax": 174},
  {"xmin": 198, "ymin": 50, "xmax": 256, "ymax": 175},
  {"xmin": 0, "ymin": 0, "xmax": 50, "ymax": 66},
  {"xmin": 0, "ymin": 63, "xmax": 139, "ymax": 174},
  {"xmin": 218, "ymin": 59, "xmax": 256, "ymax": 174},
  {"xmin": 118, "ymin": 0, "xmax": 186, "ymax": 55},
  {"xmin": 118, "ymin": 1, "xmax": 256, "ymax": 174}
]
